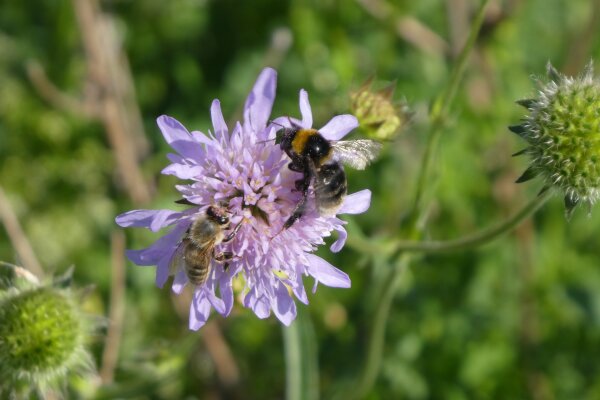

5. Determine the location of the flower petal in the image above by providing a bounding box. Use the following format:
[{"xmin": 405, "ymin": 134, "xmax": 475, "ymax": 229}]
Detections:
[
  {"xmin": 245, "ymin": 287, "xmax": 272, "ymax": 319},
  {"xmin": 156, "ymin": 252, "xmax": 172, "ymax": 288},
  {"xmin": 244, "ymin": 68, "xmax": 277, "ymax": 134},
  {"xmin": 189, "ymin": 291, "xmax": 211, "ymax": 330},
  {"xmin": 272, "ymin": 283, "xmax": 297, "ymax": 326},
  {"xmin": 172, "ymin": 268, "xmax": 188, "ymax": 294},
  {"xmin": 330, "ymin": 226, "xmax": 347, "ymax": 253},
  {"xmin": 125, "ymin": 222, "xmax": 188, "ymax": 266},
  {"xmin": 219, "ymin": 271, "xmax": 235, "ymax": 316},
  {"xmin": 254, "ymin": 295, "xmax": 271, "ymax": 319},
  {"xmin": 338, "ymin": 189, "xmax": 371, "ymax": 214},
  {"xmin": 116, "ymin": 209, "xmax": 183, "ymax": 232},
  {"xmin": 291, "ymin": 267, "xmax": 308, "ymax": 304},
  {"xmin": 299, "ymin": 89, "xmax": 313, "ymax": 128},
  {"xmin": 305, "ymin": 254, "xmax": 351, "ymax": 291},
  {"xmin": 162, "ymin": 164, "xmax": 203, "ymax": 180},
  {"xmin": 157, "ymin": 116, "xmax": 202, "ymax": 159},
  {"xmin": 115, "ymin": 209, "xmax": 176, "ymax": 231},
  {"xmin": 211, "ymin": 100, "xmax": 229, "ymax": 141},
  {"xmin": 319, "ymin": 115, "xmax": 359, "ymax": 141},
  {"xmin": 206, "ymin": 282, "xmax": 226, "ymax": 315}
]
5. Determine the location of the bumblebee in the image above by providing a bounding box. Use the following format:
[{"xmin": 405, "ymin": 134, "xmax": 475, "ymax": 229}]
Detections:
[
  {"xmin": 169, "ymin": 205, "xmax": 242, "ymax": 286},
  {"xmin": 275, "ymin": 123, "xmax": 381, "ymax": 228}
]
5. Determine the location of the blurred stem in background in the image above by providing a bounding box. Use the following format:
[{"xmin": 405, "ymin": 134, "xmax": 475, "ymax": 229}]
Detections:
[
  {"xmin": 284, "ymin": 305, "xmax": 319, "ymax": 400},
  {"xmin": 0, "ymin": 185, "xmax": 45, "ymax": 279},
  {"xmin": 351, "ymin": 1, "xmax": 492, "ymax": 397}
]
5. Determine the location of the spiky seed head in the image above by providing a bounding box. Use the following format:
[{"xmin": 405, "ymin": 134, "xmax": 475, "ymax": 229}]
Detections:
[
  {"xmin": 350, "ymin": 78, "xmax": 412, "ymax": 140},
  {"xmin": 512, "ymin": 62, "xmax": 600, "ymax": 218},
  {"xmin": 0, "ymin": 286, "xmax": 91, "ymax": 394}
]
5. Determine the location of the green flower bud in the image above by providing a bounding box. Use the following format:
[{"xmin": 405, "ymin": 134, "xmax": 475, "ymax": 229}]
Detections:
[
  {"xmin": 0, "ymin": 285, "xmax": 92, "ymax": 395},
  {"xmin": 350, "ymin": 79, "xmax": 411, "ymax": 141},
  {"xmin": 512, "ymin": 62, "xmax": 600, "ymax": 217}
]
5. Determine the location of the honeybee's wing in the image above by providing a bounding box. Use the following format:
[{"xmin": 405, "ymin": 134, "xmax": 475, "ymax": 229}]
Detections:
[
  {"xmin": 331, "ymin": 140, "xmax": 382, "ymax": 170},
  {"xmin": 168, "ymin": 240, "xmax": 187, "ymax": 276},
  {"xmin": 187, "ymin": 238, "xmax": 219, "ymax": 285}
]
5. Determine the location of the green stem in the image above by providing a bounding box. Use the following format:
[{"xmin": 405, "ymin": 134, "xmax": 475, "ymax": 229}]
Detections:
[
  {"xmin": 284, "ymin": 306, "xmax": 319, "ymax": 400},
  {"xmin": 345, "ymin": 190, "xmax": 552, "ymax": 257},
  {"xmin": 284, "ymin": 319, "xmax": 302, "ymax": 400},
  {"xmin": 353, "ymin": 255, "xmax": 411, "ymax": 399},
  {"xmin": 411, "ymin": 0, "xmax": 491, "ymax": 219},
  {"xmin": 392, "ymin": 191, "xmax": 552, "ymax": 255},
  {"xmin": 352, "ymin": 1, "xmax": 492, "ymax": 398}
]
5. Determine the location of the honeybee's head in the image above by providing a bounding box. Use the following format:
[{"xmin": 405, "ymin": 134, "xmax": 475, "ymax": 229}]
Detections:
[{"xmin": 206, "ymin": 205, "xmax": 230, "ymax": 226}]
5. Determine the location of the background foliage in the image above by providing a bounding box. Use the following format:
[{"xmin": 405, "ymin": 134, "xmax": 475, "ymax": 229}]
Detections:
[{"xmin": 1, "ymin": 0, "xmax": 600, "ymax": 398}]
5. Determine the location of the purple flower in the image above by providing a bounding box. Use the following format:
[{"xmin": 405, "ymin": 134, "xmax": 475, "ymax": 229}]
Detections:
[{"xmin": 116, "ymin": 68, "xmax": 372, "ymax": 330}]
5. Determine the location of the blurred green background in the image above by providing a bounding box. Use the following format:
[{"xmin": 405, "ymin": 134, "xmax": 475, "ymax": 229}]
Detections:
[{"xmin": 2, "ymin": 0, "xmax": 600, "ymax": 398}]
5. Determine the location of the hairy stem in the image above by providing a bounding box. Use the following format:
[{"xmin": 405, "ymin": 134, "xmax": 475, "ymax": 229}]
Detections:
[
  {"xmin": 411, "ymin": 0, "xmax": 491, "ymax": 219},
  {"xmin": 392, "ymin": 190, "xmax": 552, "ymax": 254},
  {"xmin": 346, "ymin": 190, "xmax": 552, "ymax": 257},
  {"xmin": 284, "ymin": 307, "xmax": 319, "ymax": 400},
  {"xmin": 353, "ymin": 255, "xmax": 411, "ymax": 398},
  {"xmin": 352, "ymin": 1, "xmax": 492, "ymax": 398}
]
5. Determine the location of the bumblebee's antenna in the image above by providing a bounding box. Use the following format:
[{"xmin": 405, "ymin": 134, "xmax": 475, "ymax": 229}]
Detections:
[
  {"xmin": 256, "ymin": 120, "xmax": 286, "ymax": 144},
  {"xmin": 269, "ymin": 120, "xmax": 286, "ymax": 128}
]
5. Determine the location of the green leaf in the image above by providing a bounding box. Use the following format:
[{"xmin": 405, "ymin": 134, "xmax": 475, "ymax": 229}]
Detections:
[
  {"xmin": 516, "ymin": 99, "xmax": 535, "ymax": 109},
  {"xmin": 515, "ymin": 166, "xmax": 538, "ymax": 183},
  {"xmin": 564, "ymin": 195, "xmax": 579, "ymax": 220},
  {"xmin": 546, "ymin": 62, "xmax": 562, "ymax": 82},
  {"xmin": 512, "ymin": 148, "xmax": 529, "ymax": 157},
  {"xmin": 508, "ymin": 124, "xmax": 527, "ymax": 137},
  {"xmin": 538, "ymin": 185, "xmax": 551, "ymax": 197},
  {"xmin": 53, "ymin": 265, "xmax": 75, "ymax": 288}
]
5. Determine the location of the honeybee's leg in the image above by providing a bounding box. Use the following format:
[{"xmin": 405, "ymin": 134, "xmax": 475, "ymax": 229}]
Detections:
[
  {"xmin": 222, "ymin": 220, "xmax": 243, "ymax": 243},
  {"xmin": 214, "ymin": 251, "xmax": 234, "ymax": 272},
  {"xmin": 284, "ymin": 171, "xmax": 312, "ymax": 229}
]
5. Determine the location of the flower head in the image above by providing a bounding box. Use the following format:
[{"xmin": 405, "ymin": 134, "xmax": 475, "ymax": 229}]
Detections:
[
  {"xmin": 0, "ymin": 285, "xmax": 92, "ymax": 395},
  {"xmin": 116, "ymin": 68, "xmax": 372, "ymax": 329},
  {"xmin": 511, "ymin": 62, "xmax": 600, "ymax": 217}
]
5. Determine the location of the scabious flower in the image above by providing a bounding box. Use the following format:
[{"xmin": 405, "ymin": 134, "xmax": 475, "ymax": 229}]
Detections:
[
  {"xmin": 511, "ymin": 62, "xmax": 600, "ymax": 217},
  {"xmin": 116, "ymin": 68, "xmax": 372, "ymax": 330}
]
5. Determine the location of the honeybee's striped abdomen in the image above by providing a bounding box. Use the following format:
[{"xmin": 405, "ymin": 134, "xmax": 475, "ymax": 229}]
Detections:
[{"xmin": 183, "ymin": 239, "xmax": 214, "ymax": 285}]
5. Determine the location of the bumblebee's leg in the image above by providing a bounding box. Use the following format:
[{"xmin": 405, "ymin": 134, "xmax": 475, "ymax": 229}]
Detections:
[
  {"xmin": 284, "ymin": 171, "xmax": 312, "ymax": 229},
  {"xmin": 214, "ymin": 251, "xmax": 234, "ymax": 272},
  {"xmin": 288, "ymin": 162, "xmax": 304, "ymax": 172},
  {"xmin": 222, "ymin": 221, "xmax": 243, "ymax": 243},
  {"xmin": 288, "ymin": 159, "xmax": 307, "ymax": 191}
]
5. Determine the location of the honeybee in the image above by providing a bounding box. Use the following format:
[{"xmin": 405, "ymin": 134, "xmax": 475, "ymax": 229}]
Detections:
[
  {"xmin": 170, "ymin": 205, "xmax": 243, "ymax": 286},
  {"xmin": 275, "ymin": 122, "xmax": 381, "ymax": 228}
]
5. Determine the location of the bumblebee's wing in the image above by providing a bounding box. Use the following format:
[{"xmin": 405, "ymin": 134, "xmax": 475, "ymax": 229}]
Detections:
[{"xmin": 331, "ymin": 140, "xmax": 382, "ymax": 170}]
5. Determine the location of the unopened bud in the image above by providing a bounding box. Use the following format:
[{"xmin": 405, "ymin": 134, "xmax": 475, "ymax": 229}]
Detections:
[{"xmin": 511, "ymin": 62, "xmax": 600, "ymax": 218}]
